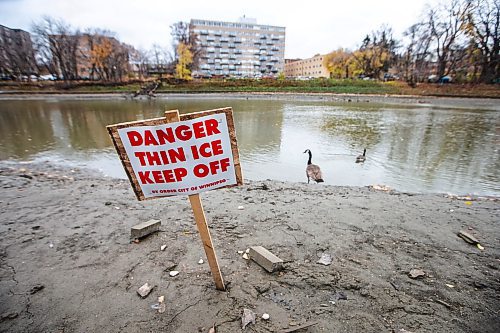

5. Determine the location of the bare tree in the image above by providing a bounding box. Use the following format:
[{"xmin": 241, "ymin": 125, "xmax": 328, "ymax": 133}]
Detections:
[
  {"xmin": 31, "ymin": 16, "xmax": 80, "ymax": 81},
  {"xmin": 400, "ymin": 22, "xmax": 433, "ymax": 83},
  {"xmin": 426, "ymin": 0, "xmax": 472, "ymax": 78},
  {"xmin": 464, "ymin": 0, "xmax": 499, "ymax": 83},
  {"xmin": 129, "ymin": 47, "xmax": 150, "ymax": 80}
]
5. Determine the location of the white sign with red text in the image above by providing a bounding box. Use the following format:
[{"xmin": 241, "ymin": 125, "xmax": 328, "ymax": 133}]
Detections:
[{"xmin": 117, "ymin": 113, "xmax": 236, "ymax": 198}]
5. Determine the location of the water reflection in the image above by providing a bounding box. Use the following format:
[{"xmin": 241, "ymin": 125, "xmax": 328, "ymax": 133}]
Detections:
[{"xmin": 0, "ymin": 97, "xmax": 498, "ymax": 196}]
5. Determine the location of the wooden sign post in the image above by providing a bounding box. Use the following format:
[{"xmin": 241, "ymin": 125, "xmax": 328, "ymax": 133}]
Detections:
[{"xmin": 107, "ymin": 108, "xmax": 243, "ymax": 291}]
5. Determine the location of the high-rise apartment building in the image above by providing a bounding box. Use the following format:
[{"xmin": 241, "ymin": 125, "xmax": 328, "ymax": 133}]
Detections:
[
  {"xmin": 189, "ymin": 17, "xmax": 285, "ymax": 78},
  {"xmin": 0, "ymin": 25, "xmax": 37, "ymax": 79}
]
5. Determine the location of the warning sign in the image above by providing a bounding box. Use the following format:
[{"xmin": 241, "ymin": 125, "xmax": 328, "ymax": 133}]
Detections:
[{"xmin": 107, "ymin": 108, "xmax": 243, "ymax": 200}]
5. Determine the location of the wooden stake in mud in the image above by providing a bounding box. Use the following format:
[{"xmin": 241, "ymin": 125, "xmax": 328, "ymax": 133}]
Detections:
[
  {"xmin": 164, "ymin": 110, "xmax": 225, "ymax": 291},
  {"xmin": 188, "ymin": 193, "xmax": 225, "ymax": 290},
  {"xmin": 107, "ymin": 108, "xmax": 242, "ymax": 292}
]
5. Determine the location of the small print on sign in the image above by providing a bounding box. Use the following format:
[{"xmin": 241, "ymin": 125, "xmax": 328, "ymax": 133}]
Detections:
[{"xmin": 117, "ymin": 113, "xmax": 236, "ymax": 198}]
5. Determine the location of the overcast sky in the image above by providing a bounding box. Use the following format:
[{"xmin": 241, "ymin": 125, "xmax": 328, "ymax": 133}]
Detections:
[{"xmin": 0, "ymin": 0, "xmax": 440, "ymax": 58}]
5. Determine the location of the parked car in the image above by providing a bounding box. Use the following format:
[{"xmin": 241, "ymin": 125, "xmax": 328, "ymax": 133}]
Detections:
[
  {"xmin": 39, "ymin": 74, "xmax": 56, "ymax": 81},
  {"xmin": 428, "ymin": 75, "xmax": 452, "ymax": 83}
]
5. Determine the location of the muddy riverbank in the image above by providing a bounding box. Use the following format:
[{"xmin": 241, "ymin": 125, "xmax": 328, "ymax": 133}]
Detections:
[{"xmin": 0, "ymin": 161, "xmax": 499, "ymax": 332}]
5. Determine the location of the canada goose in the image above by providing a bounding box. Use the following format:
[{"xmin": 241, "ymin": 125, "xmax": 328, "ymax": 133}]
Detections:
[
  {"xmin": 303, "ymin": 149, "xmax": 324, "ymax": 183},
  {"xmin": 356, "ymin": 148, "xmax": 366, "ymax": 163}
]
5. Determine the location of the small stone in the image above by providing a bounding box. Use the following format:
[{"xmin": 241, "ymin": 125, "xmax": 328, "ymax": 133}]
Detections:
[
  {"xmin": 241, "ymin": 308, "xmax": 256, "ymax": 329},
  {"xmin": 245, "ymin": 248, "xmax": 250, "ymax": 254},
  {"xmin": 137, "ymin": 283, "xmax": 153, "ymax": 298},
  {"xmin": 262, "ymin": 313, "xmax": 270, "ymax": 320},
  {"xmin": 409, "ymin": 269, "xmax": 425, "ymax": 279},
  {"xmin": 445, "ymin": 283, "xmax": 454, "ymax": 288},
  {"xmin": 157, "ymin": 295, "xmax": 166, "ymax": 313},
  {"xmin": 198, "ymin": 258, "xmax": 204, "ymax": 264},
  {"xmin": 238, "ymin": 205, "xmax": 245, "ymax": 210},
  {"xmin": 160, "ymin": 245, "xmax": 167, "ymax": 251},
  {"xmin": 49, "ymin": 243, "xmax": 54, "ymax": 248},
  {"xmin": 317, "ymin": 253, "xmax": 332, "ymax": 266},
  {"xmin": 242, "ymin": 253, "xmax": 249, "ymax": 260},
  {"xmin": 169, "ymin": 270, "xmax": 179, "ymax": 277},
  {"xmin": 114, "ymin": 206, "xmax": 120, "ymax": 210},
  {"xmin": 237, "ymin": 250, "xmax": 244, "ymax": 254}
]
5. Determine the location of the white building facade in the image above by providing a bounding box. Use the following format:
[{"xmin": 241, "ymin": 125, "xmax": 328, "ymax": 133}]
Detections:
[{"xmin": 190, "ymin": 18, "xmax": 285, "ymax": 78}]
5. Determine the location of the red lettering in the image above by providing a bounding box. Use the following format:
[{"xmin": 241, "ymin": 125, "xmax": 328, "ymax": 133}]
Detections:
[
  {"xmin": 209, "ymin": 160, "xmax": 220, "ymax": 174},
  {"xmin": 138, "ymin": 171, "xmax": 154, "ymax": 184},
  {"xmin": 176, "ymin": 125, "xmax": 192, "ymax": 141},
  {"xmin": 156, "ymin": 127, "xmax": 175, "ymax": 144},
  {"xmin": 162, "ymin": 169, "xmax": 175, "ymax": 182},
  {"xmin": 135, "ymin": 152, "xmax": 147, "ymax": 166},
  {"xmin": 220, "ymin": 157, "xmax": 230, "ymax": 172},
  {"xmin": 204, "ymin": 118, "xmax": 221, "ymax": 136},
  {"xmin": 168, "ymin": 147, "xmax": 186, "ymax": 163},
  {"xmin": 151, "ymin": 170, "xmax": 164, "ymax": 183},
  {"xmin": 143, "ymin": 130, "xmax": 159, "ymax": 146},
  {"xmin": 174, "ymin": 167, "xmax": 188, "ymax": 181},
  {"xmin": 193, "ymin": 164, "xmax": 209, "ymax": 177},
  {"xmin": 146, "ymin": 151, "xmax": 161, "ymax": 165},
  {"xmin": 199, "ymin": 142, "xmax": 212, "ymax": 158},
  {"xmin": 211, "ymin": 139, "xmax": 223, "ymax": 155},
  {"xmin": 127, "ymin": 131, "xmax": 143, "ymax": 146},
  {"xmin": 192, "ymin": 121, "xmax": 206, "ymax": 139},
  {"xmin": 190, "ymin": 145, "xmax": 200, "ymax": 160}
]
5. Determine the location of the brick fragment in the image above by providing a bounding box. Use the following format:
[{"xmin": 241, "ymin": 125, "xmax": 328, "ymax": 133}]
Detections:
[
  {"xmin": 131, "ymin": 219, "xmax": 161, "ymax": 240},
  {"xmin": 249, "ymin": 246, "xmax": 283, "ymax": 273}
]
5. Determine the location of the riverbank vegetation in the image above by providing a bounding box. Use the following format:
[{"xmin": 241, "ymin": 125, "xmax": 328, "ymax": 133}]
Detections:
[{"xmin": 1, "ymin": 78, "xmax": 499, "ymax": 98}]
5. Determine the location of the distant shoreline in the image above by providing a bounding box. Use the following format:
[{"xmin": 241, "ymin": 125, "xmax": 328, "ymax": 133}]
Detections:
[{"xmin": 1, "ymin": 91, "xmax": 499, "ymax": 110}]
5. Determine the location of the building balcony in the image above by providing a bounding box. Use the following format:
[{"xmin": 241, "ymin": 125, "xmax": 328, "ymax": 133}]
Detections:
[
  {"xmin": 228, "ymin": 44, "xmax": 236, "ymax": 48},
  {"xmin": 233, "ymin": 38, "xmax": 242, "ymax": 43}
]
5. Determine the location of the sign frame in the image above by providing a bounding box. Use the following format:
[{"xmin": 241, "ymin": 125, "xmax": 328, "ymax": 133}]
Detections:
[{"xmin": 106, "ymin": 107, "xmax": 243, "ymax": 201}]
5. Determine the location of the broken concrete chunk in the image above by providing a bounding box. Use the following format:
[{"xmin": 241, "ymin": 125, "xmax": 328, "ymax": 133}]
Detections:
[
  {"xmin": 457, "ymin": 230, "xmax": 479, "ymax": 245},
  {"xmin": 409, "ymin": 269, "xmax": 425, "ymax": 279},
  {"xmin": 157, "ymin": 295, "xmax": 166, "ymax": 313},
  {"xmin": 241, "ymin": 308, "xmax": 256, "ymax": 329},
  {"xmin": 249, "ymin": 246, "xmax": 284, "ymax": 273},
  {"xmin": 131, "ymin": 219, "xmax": 161, "ymax": 240},
  {"xmin": 137, "ymin": 282, "xmax": 154, "ymax": 298},
  {"xmin": 317, "ymin": 253, "xmax": 332, "ymax": 266}
]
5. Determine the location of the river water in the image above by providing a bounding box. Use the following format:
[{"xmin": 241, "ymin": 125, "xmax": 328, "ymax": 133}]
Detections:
[{"xmin": 0, "ymin": 95, "xmax": 498, "ymax": 196}]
